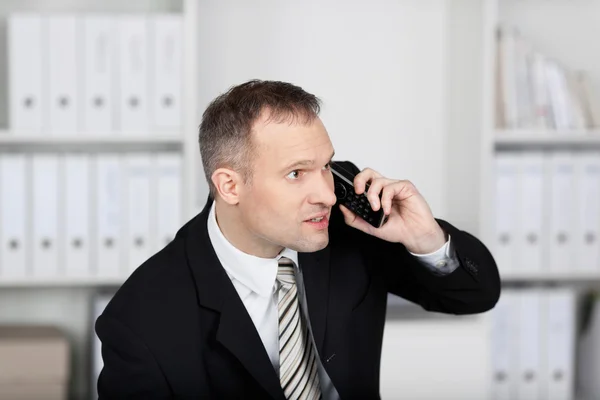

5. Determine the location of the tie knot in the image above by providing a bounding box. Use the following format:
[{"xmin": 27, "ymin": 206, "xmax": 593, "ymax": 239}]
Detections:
[{"xmin": 277, "ymin": 257, "xmax": 297, "ymax": 287}]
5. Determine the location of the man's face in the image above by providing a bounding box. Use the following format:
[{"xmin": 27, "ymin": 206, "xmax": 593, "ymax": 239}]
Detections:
[{"xmin": 237, "ymin": 114, "xmax": 337, "ymax": 256}]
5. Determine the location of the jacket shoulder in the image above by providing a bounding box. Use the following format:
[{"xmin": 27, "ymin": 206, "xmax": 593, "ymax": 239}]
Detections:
[{"xmin": 100, "ymin": 219, "xmax": 197, "ymax": 329}]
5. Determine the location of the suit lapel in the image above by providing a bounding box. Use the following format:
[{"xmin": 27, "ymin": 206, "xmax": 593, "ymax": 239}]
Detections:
[
  {"xmin": 298, "ymin": 246, "xmax": 331, "ymax": 359},
  {"xmin": 184, "ymin": 196, "xmax": 286, "ymax": 400},
  {"xmin": 215, "ymin": 291, "xmax": 286, "ymax": 400}
]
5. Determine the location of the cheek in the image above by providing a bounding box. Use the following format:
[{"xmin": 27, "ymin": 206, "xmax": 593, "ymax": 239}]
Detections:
[
  {"xmin": 248, "ymin": 179, "xmax": 306, "ymax": 217},
  {"xmin": 247, "ymin": 185, "xmax": 286, "ymax": 215}
]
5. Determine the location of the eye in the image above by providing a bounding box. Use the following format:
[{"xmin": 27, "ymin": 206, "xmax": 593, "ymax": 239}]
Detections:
[
  {"xmin": 286, "ymin": 170, "xmax": 301, "ymax": 180},
  {"xmin": 323, "ymin": 162, "xmax": 331, "ymax": 170}
]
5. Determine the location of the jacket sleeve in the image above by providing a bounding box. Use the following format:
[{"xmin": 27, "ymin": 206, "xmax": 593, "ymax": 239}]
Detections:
[
  {"xmin": 95, "ymin": 313, "xmax": 172, "ymax": 399},
  {"xmin": 337, "ymin": 160, "xmax": 501, "ymax": 315}
]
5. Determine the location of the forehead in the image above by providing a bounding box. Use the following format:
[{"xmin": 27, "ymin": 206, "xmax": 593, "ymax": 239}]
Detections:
[{"xmin": 252, "ymin": 112, "xmax": 333, "ymax": 164}]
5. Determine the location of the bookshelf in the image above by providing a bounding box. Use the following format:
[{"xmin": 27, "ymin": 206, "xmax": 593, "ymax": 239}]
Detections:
[
  {"xmin": 481, "ymin": 0, "xmax": 600, "ymax": 284},
  {"xmin": 0, "ymin": 0, "xmax": 200, "ymax": 286},
  {"xmin": 0, "ymin": 1, "xmax": 200, "ymax": 398},
  {"xmin": 481, "ymin": 0, "xmax": 600, "ymax": 399}
]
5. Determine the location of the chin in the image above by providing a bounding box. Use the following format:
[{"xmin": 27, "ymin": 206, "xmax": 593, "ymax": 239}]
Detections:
[{"xmin": 292, "ymin": 236, "xmax": 329, "ymax": 253}]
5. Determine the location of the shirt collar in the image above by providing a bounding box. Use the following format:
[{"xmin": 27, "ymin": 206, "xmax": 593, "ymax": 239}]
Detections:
[{"xmin": 206, "ymin": 200, "xmax": 299, "ymax": 297}]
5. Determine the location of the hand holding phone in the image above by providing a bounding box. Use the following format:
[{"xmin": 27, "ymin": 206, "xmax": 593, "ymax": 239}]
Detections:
[{"xmin": 331, "ymin": 161, "xmax": 389, "ymax": 228}]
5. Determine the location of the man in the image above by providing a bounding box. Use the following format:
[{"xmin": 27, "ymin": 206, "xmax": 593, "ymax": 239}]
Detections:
[{"xmin": 96, "ymin": 80, "xmax": 500, "ymax": 399}]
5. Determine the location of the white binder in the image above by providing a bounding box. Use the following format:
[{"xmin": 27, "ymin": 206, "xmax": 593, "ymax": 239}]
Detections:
[
  {"xmin": 47, "ymin": 15, "xmax": 78, "ymax": 133},
  {"xmin": 32, "ymin": 154, "xmax": 60, "ymax": 278},
  {"xmin": 150, "ymin": 14, "xmax": 183, "ymax": 130},
  {"xmin": 125, "ymin": 153, "xmax": 153, "ymax": 273},
  {"xmin": 494, "ymin": 153, "xmax": 519, "ymax": 274},
  {"xmin": 546, "ymin": 60, "xmax": 572, "ymax": 130},
  {"xmin": 118, "ymin": 16, "xmax": 149, "ymax": 132},
  {"xmin": 542, "ymin": 288, "xmax": 576, "ymax": 400},
  {"xmin": 156, "ymin": 153, "xmax": 182, "ymax": 250},
  {"xmin": 64, "ymin": 154, "xmax": 91, "ymax": 278},
  {"xmin": 94, "ymin": 154, "xmax": 123, "ymax": 278},
  {"xmin": 546, "ymin": 152, "xmax": 576, "ymax": 273},
  {"xmin": 574, "ymin": 153, "xmax": 600, "ymax": 272},
  {"xmin": 516, "ymin": 289, "xmax": 542, "ymax": 400},
  {"xmin": 81, "ymin": 16, "xmax": 116, "ymax": 133},
  {"xmin": 517, "ymin": 152, "xmax": 545, "ymax": 274},
  {"xmin": 0, "ymin": 154, "xmax": 28, "ymax": 278},
  {"xmin": 8, "ymin": 14, "xmax": 43, "ymax": 132},
  {"xmin": 491, "ymin": 289, "xmax": 518, "ymax": 400}
]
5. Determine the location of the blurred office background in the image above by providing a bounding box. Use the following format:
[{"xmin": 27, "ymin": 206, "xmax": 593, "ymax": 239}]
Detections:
[{"xmin": 1, "ymin": 0, "xmax": 600, "ymax": 399}]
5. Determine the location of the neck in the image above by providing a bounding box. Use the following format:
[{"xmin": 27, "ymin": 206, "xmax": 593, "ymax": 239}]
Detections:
[{"xmin": 214, "ymin": 200, "xmax": 284, "ymax": 259}]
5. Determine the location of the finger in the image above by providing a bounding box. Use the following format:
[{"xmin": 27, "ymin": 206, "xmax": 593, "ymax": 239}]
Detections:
[
  {"xmin": 353, "ymin": 168, "xmax": 383, "ymax": 195},
  {"xmin": 381, "ymin": 183, "xmax": 401, "ymax": 215},
  {"xmin": 381, "ymin": 180, "xmax": 418, "ymax": 213},
  {"xmin": 339, "ymin": 204, "xmax": 374, "ymax": 235},
  {"xmin": 366, "ymin": 177, "xmax": 393, "ymax": 211}
]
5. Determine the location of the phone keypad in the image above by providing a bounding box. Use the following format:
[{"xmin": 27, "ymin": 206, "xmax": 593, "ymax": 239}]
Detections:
[{"xmin": 343, "ymin": 192, "xmax": 377, "ymax": 223}]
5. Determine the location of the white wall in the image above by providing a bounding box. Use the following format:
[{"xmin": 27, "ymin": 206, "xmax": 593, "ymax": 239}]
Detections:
[
  {"xmin": 195, "ymin": 0, "xmax": 449, "ymax": 218},
  {"xmin": 444, "ymin": 0, "xmax": 484, "ymax": 236}
]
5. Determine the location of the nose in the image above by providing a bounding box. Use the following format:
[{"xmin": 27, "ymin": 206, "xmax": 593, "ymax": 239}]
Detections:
[{"xmin": 308, "ymin": 172, "xmax": 337, "ymax": 207}]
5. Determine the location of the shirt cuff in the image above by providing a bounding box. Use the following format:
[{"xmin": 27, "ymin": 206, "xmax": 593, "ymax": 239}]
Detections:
[{"xmin": 408, "ymin": 234, "xmax": 461, "ymax": 275}]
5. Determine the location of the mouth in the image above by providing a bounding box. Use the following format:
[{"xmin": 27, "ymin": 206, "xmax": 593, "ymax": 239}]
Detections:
[
  {"xmin": 304, "ymin": 213, "xmax": 330, "ymax": 229},
  {"xmin": 304, "ymin": 211, "xmax": 329, "ymax": 222}
]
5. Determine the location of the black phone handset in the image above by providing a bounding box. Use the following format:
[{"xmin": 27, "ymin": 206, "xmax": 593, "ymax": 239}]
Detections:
[{"xmin": 330, "ymin": 161, "xmax": 389, "ymax": 228}]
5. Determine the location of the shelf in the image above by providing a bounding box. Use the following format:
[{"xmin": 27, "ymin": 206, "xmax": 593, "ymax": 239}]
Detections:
[
  {"xmin": 494, "ymin": 130, "xmax": 600, "ymax": 150},
  {"xmin": 0, "ymin": 276, "xmax": 127, "ymax": 287},
  {"xmin": 0, "ymin": 131, "xmax": 184, "ymax": 152},
  {"xmin": 500, "ymin": 271, "xmax": 600, "ymax": 283},
  {"xmin": 0, "ymin": 131, "xmax": 183, "ymax": 144}
]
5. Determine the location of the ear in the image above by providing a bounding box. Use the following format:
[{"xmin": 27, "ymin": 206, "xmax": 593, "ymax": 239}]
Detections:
[{"xmin": 211, "ymin": 167, "xmax": 242, "ymax": 205}]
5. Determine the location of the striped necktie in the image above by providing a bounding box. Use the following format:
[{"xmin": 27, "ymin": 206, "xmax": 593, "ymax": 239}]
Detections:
[{"xmin": 277, "ymin": 256, "xmax": 322, "ymax": 400}]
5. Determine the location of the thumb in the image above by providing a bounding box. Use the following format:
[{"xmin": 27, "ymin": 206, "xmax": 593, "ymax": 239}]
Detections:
[{"xmin": 339, "ymin": 204, "xmax": 374, "ymax": 235}]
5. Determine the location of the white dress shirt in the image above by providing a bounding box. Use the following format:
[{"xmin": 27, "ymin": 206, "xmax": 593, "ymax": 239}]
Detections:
[{"xmin": 207, "ymin": 201, "xmax": 460, "ymax": 399}]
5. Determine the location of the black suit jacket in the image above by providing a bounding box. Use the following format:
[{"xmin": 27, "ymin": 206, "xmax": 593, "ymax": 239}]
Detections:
[{"xmin": 95, "ymin": 161, "xmax": 501, "ymax": 399}]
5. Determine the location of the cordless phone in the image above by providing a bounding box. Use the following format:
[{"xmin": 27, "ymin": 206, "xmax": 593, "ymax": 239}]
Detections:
[{"xmin": 331, "ymin": 162, "xmax": 389, "ymax": 228}]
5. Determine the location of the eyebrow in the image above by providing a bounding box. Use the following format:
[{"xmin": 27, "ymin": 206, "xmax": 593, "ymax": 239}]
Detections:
[{"xmin": 282, "ymin": 150, "xmax": 335, "ymax": 172}]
